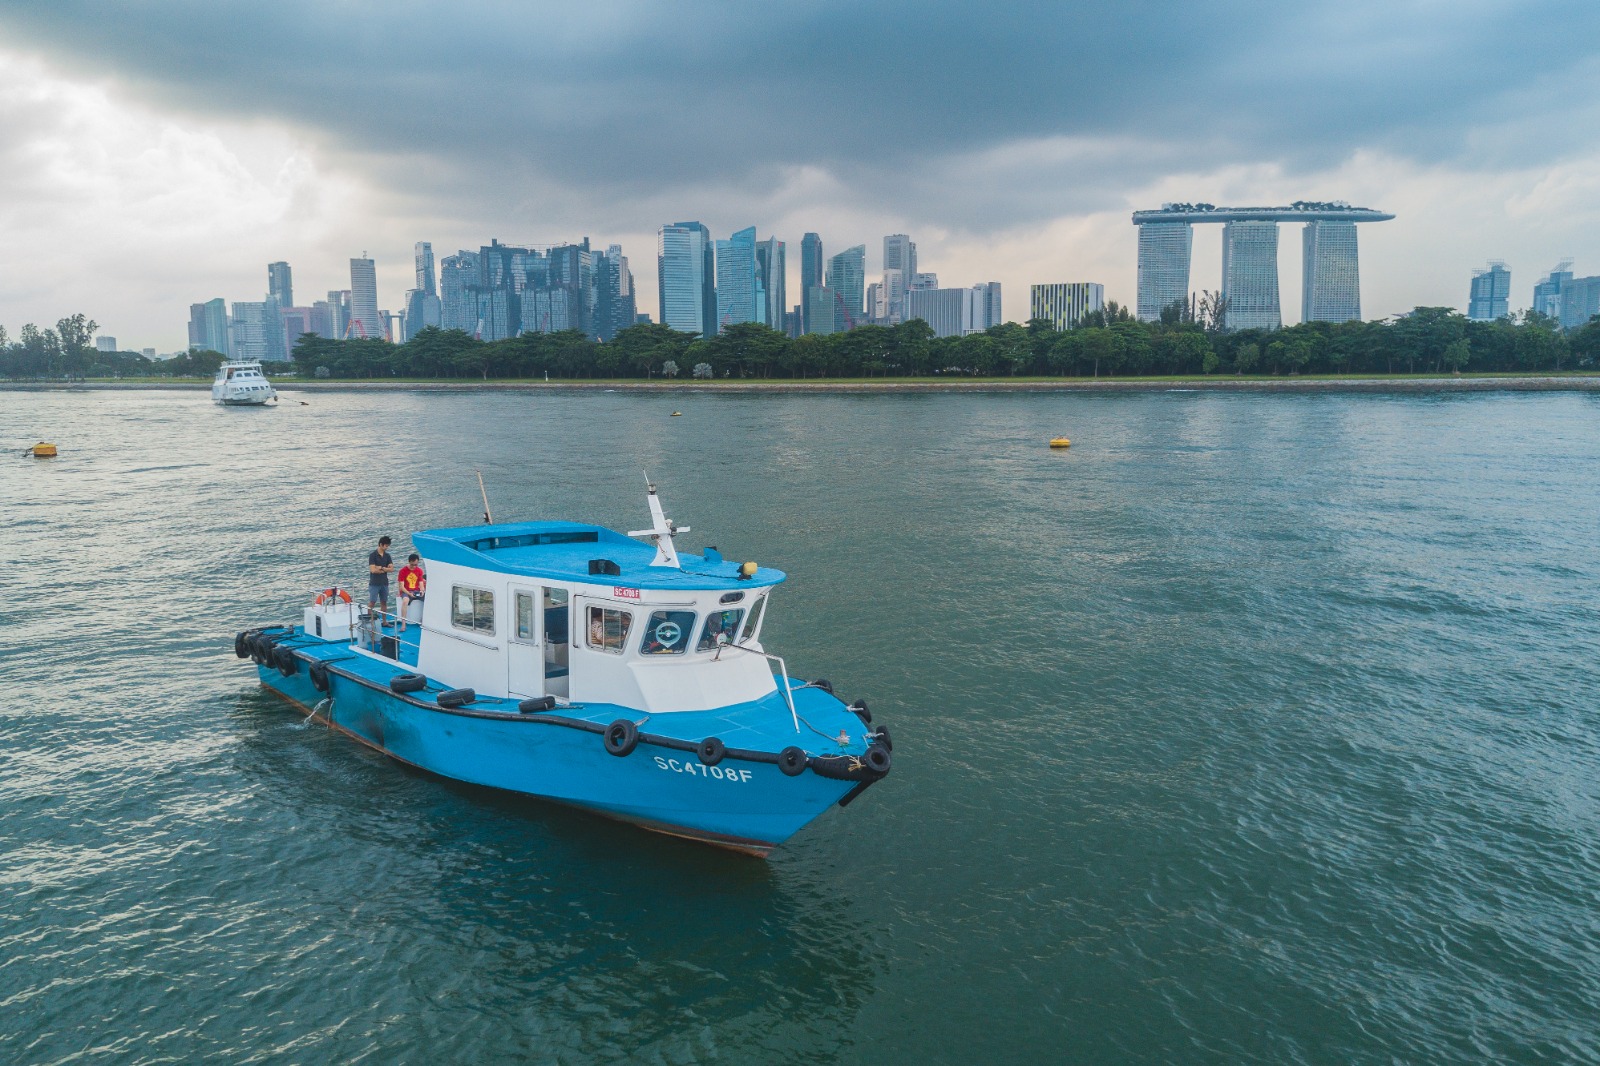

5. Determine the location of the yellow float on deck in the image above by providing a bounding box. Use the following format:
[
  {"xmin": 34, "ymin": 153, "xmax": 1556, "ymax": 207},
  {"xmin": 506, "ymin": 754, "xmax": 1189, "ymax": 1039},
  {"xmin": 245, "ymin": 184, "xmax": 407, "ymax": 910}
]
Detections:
[
  {"xmin": 30, "ymin": 441, "xmax": 58, "ymax": 458},
  {"xmin": 1048, "ymin": 437, "xmax": 1071, "ymax": 449}
]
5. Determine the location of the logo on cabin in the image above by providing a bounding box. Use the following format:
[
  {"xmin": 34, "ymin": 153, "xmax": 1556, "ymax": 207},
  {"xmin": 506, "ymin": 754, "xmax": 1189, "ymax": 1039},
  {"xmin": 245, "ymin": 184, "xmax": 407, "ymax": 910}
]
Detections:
[{"xmin": 613, "ymin": 586, "xmax": 640, "ymax": 600}]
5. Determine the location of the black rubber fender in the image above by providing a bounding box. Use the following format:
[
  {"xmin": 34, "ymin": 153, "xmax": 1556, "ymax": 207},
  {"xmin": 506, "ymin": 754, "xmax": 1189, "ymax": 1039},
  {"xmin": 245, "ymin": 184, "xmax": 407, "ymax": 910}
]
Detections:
[
  {"xmin": 437, "ymin": 687, "xmax": 476, "ymax": 709},
  {"xmin": 778, "ymin": 746, "xmax": 808, "ymax": 776},
  {"xmin": 604, "ymin": 719, "xmax": 639, "ymax": 757},
  {"xmin": 234, "ymin": 630, "xmax": 253, "ymax": 659},
  {"xmin": 873, "ymin": 725, "xmax": 892, "ymax": 752},
  {"xmin": 518, "ymin": 696, "xmax": 556, "ymax": 713},
  {"xmin": 275, "ymin": 647, "xmax": 298, "ymax": 676},
  {"xmin": 697, "ymin": 736, "xmax": 726, "ymax": 766},
  {"xmin": 811, "ymin": 678, "xmax": 833, "ymax": 695},
  {"xmin": 848, "ymin": 698, "xmax": 871, "ymax": 724},
  {"xmin": 309, "ymin": 661, "xmax": 330, "ymax": 693},
  {"xmin": 250, "ymin": 634, "xmax": 271, "ymax": 664},
  {"xmin": 864, "ymin": 744, "xmax": 892, "ymax": 775},
  {"xmin": 389, "ymin": 672, "xmax": 427, "ymax": 694}
]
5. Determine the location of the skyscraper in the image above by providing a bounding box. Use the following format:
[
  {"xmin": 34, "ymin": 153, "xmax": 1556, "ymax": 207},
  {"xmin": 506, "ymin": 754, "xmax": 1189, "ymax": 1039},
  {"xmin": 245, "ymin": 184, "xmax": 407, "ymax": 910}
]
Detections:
[
  {"xmin": 415, "ymin": 242, "xmax": 437, "ymax": 297},
  {"xmin": 1467, "ymin": 262, "xmax": 1511, "ymax": 321},
  {"xmin": 715, "ymin": 226, "xmax": 759, "ymax": 331},
  {"xmin": 267, "ymin": 261, "xmax": 293, "ymax": 309},
  {"xmin": 808, "ymin": 285, "xmax": 842, "ymax": 335},
  {"xmin": 1135, "ymin": 221, "xmax": 1193, "ymax": 321},
  {"xmin": 1221, "ymin": 221, "xmax": 1281, "ymax": 331},
  {"xmin": 800, "ymin": 233, "xmax": 823, "ymax": 333},
  {"xmin": 1533, "ymin": 261, "xmax": 1573, "ymax": 321},
  {"xmin": 593, "ymin": 244, "xmax": 636, "ymax": 341},
  {"xmin": 905, "ymin": 288, "xmax": 967, "ymax": 338},
  {"xmin": 658, "ymin": 222, "xmax": 715, "ymax": 337},
  {"xmin": 402, "ymin": 288, "xmax": 441, "ymax": 341},
  {"xmin": 969, "ymin": 282, "xmax": 1002, "ymax": 331},
  {"xmin": 1558, "ymin": 275, "xmax": 1600, "ymax": 329},
  {"xmin": 755, "ymin": 236, "xmax": 786, "ymax": 329},
  {"xmin": 187, "ymin": 298, "xmax": 230, "ymax": 355},
  {"xmin": 1301, "ymin": 221, "xmax": 1361, "ymax": 323},
  {"xmin": 230, "ymin": 300, "xmax": 287, "ymax": 361},
  {"xmin": 882, "ymin": 234, "xmax": 916, "ymax": 323},
  {"xmin": 348, "ymin": 256, "xmax": 381, "ymax": 339},
  {"xmin": 440, "ymin": 252, "xmax": 480, "ymax": 333},
  {"xmin": 826, "ymin": 245, "xmax": 866, "ymax": 328},
  {"xmin": 1030, "ymin": 283, "xmax": 1105, "ymax": 330}
]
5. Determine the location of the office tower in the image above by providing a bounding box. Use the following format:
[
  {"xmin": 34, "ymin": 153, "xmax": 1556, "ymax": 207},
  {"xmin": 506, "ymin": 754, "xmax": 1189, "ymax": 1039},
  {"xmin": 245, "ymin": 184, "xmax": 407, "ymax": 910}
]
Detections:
[
  {"xmin": 440, "ymin": 252, "xmax": 480, "ymax": 332},
  {"xmin": 593, "ymin": 244, "xmax": 636, "ymax": 341},
  {"xmin": 402, "ymin": 289, "xmax": 442, "ymax": 341},
  {"xmin": 801, "ymin": 233, "xmax": 823, "ymax": 333},
  {"xmin": 808, "ymin": 285, "xmax": 842, "ymax": 334},
  {"xmin": 1135, "ymin": 221, "xmax": 1194, "ymax": 321},
  {"xmin": 324, "ymin": 290, "xmax": 350, "ymax": 339},
  {"xmin": 1533, "ymin": 261, "xmax": 1573, "ymax": 321},
  {"xmin": 280, "ymin": 306, "xmax": 313, "ymax": 354},
  {"xmin": 658, "ymin": 222, "xmax": 715, "ymax": 336},
  {"xmin": 969, "ymin": 282, "xmax": 1002, "ymax": 331},
  {"xmin": 883, "ymin": 234, "xmax": 916, "ymax": 322},
  {"xmin": 905, "ymin": 288, "xmax": 967, "ymax": 338},
  {"xmin": 755, "ymin": 236, "xmax": 786, "ymax": 329},
  {"xmin": 187, "ymin": 298, "xmax": 230, "ymax": 354},
  {"xmin": 518, "ymin": 241, "xmax": 593, "ymax": 338},
  {"xmin": 95, "ymin": 336, "xmax": 118, "ymax": 352},
  {"xmin": 715, "ymin": 226, "xmax": 760, "ymax": 331},
  {"xmin": 909, "ymin": 272, "xmax": 939, "ymax": 290},
  {"xmin": 786, "ymin": 306, "xmax": 801, "ymax": 338},
  {"xmin": 1030, "ymin": 283, "xmax": 1105, "ymax": 329},
  {"xmin": 415, "ymin": 242, "xmax": 437, "ymax": 297},
  {"xmin": 875, "ymin": 269, "xmax": 907, "ymax": 325},
  {"xmin": 348, "ymin": 256, "xmax": 381, "ymax": 339},
  {"xmin": 1301, "ymin": 221, "xmax": 1361, "ymax": 323},
  {"xmin": 826, "ymin": 245, "xmax": 866, "ymax": 328},
  {"xmin": 230, "ymin": 301, "xmax": 287, "ymax": 361},
  {"xmin": 1467, "ymin": 262, "xmax": 1511, "ymax": 321},
  {"xmin": 1221, "ymin": 221, "xmax": 1281, "ymax": 330},
  {"xmin": 867, "ymin": 282, "xmax": 884, "ymax": 323},
  {"xmin": 267, "ymin": 261, "xmax": 293, "ymax": 309}
]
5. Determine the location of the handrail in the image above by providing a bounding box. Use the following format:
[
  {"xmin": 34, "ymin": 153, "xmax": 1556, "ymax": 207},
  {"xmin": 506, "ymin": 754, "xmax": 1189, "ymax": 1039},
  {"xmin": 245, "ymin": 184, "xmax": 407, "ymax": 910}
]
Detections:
[{"xmin": 715, "ymin": 640, "xmax": 800, "ymax": 733}]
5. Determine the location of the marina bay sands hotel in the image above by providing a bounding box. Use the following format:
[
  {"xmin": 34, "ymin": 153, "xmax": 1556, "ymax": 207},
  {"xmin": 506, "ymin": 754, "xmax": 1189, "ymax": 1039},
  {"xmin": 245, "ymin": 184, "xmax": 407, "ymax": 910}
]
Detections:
[{"xmin": 1133, "ymin": 202, "xmax": 1394, "ymax": 328}]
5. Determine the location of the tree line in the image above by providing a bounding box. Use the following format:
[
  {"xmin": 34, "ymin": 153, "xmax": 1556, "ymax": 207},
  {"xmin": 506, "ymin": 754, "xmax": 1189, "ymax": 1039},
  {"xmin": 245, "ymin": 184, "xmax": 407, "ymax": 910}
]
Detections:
[{"xmin": 4, "ymin": 305, "xmax": 1599, "ymax": 382}]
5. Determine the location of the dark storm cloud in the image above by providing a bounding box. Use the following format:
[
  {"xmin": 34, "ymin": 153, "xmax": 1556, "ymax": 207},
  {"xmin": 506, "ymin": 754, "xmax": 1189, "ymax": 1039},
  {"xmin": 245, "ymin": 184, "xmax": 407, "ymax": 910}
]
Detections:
[{"xmin": 1, "ymin": 0, "xmax": 1598, "ymax": 228}]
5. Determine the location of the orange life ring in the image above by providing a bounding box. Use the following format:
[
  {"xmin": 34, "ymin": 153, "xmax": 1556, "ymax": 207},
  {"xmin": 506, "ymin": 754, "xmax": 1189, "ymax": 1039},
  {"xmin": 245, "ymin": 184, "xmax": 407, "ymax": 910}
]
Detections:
[{"xmin": 314, "ymin": 587, "xmax": 353, "ymax": 606}]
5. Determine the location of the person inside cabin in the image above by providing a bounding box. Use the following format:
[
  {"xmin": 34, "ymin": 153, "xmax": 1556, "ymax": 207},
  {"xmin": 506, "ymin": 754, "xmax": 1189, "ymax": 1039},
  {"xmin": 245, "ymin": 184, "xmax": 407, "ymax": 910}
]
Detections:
[
  {"xmin": 397, "ymin": 554, "xmax": 425, "ymax": 631},
  {"xmin": 698, "ymin": 611, "xmax": 738, "ymax": 651},
  {"xmin": 367, "ymin": 536, "xmax": 394, "ymax": 621}
]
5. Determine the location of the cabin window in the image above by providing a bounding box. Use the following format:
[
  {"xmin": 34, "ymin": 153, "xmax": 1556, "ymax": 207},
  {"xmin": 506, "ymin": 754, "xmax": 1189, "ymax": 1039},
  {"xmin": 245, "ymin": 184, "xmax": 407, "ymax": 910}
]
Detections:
[
  {"xmin": 697, "ymin": 609, "xmax": 745, "ymax": 651},
  {"xmin": 515, "ymin": 592, "xmax": 535, "ymax": 641},
  {"xmin": 639, "ymin": 610, "xmax": 696, "ymax": 655},
  {"xmin": 451, "ymin": 585, "xmax": 495, "ymax": 635},
  {"xmin": 586, "ymin": 606, "xmax": 633, "ymax": 653},
  {"xmin": 741, "ymin": 595, "xmax": 766, "ymax": 641}
]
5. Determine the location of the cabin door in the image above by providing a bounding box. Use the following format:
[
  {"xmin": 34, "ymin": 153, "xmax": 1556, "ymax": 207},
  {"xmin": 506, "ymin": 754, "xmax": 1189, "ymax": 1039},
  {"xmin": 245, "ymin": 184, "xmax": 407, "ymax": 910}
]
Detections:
[{"xmin": 507, "ymin": 587, "xmax": 543, "ymax": 699}]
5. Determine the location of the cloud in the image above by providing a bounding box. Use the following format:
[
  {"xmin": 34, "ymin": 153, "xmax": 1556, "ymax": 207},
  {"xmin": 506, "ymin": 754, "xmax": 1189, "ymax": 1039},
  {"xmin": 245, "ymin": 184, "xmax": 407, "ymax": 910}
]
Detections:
[{"xmin": 0, "ymin": 2, "xmax": 1597, "ymax": 346}]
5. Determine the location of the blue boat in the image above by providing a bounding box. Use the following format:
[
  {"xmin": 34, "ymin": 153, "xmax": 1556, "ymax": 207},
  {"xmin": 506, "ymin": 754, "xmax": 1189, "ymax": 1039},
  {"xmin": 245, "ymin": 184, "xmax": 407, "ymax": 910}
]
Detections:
[{"xmin": 234, "ymin": 486, "xmax": 892, "ymax": 856}]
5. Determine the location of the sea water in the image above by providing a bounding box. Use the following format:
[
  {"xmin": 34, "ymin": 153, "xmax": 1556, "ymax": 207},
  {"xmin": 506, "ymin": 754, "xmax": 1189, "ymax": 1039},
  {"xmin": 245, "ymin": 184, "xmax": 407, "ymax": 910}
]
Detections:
[{"xmin": 3, "ymin": 387, "xmax": 1598, "ymax": 1063}]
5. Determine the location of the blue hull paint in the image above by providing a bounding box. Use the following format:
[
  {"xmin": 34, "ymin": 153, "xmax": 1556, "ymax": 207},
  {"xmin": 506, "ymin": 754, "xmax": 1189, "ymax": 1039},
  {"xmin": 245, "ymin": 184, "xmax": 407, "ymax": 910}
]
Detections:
[{"xmin": 254, "ymin": 641, "xmax": 868, "ymax": 854}]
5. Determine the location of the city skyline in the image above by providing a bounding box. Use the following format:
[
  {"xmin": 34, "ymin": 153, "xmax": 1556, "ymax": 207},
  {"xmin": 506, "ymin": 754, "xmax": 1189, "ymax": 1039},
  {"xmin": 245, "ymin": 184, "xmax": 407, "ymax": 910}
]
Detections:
[{"xmin": 1, "ymin": 5, "xmax": 1599, "ymax": 349}]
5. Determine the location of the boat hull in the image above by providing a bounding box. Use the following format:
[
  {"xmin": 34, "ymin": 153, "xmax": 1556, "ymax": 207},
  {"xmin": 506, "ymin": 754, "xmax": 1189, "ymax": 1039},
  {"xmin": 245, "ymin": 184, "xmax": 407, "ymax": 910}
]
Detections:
[{"xmin": 256, "ymin": 661, "xmax": 860, "ymax": 855}]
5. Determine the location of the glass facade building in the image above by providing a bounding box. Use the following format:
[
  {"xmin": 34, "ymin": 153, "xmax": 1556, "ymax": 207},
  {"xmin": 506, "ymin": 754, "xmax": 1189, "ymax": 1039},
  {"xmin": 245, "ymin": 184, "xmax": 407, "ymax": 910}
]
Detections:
[
  {"xmin": 415, "ymin": 242, "xmax": 437, "ymax": 297},
  {"xmin": 187, "ymin": 298, "xmax": 230, "ymax": 355},
  {"xmin": 440, "ymin": 252, "xmax": 481, "ymax": 333},
  {"xmin": 658, "ymin": 222, "xmax": 715, "ymax": 337},
  {"xmin": 348, "ymin": 257, "xmax": 382, "ymax": 339},
  {"xmin": 801, "ymin": 233, "xmax": 823, "ymax": 334},
  {"xmin": 1301, "ymin": 221, "xmax": 1361, "ymax": 323},
  {"xmin": 267, "ymin": 261, "xmax": 293, "ymax": 310},
  {"xmin": 756, "ymin": 236, "xmax": 785, "ymax": 330},
  {"xmin": 1030, "ymin": 283, "xmax": 1105, "ymax": 330},
  {"xmin": 1532, "ymin": 262, "xmax": 1572, "ymax": 322},
  {"xmin": 715, "ymin": 226, "xmax": 759, "ymax": 332},
  {"xmin": 1467, "ymin": 262, "xmax": 1511, "ymax": 322},
  {"xmin": 826, "ymin": 245, "xmax": 866, "ymax": 328},
  {"xmin": 1221, "ymin": 221, "xmax": 1281, "ymax": 331}
]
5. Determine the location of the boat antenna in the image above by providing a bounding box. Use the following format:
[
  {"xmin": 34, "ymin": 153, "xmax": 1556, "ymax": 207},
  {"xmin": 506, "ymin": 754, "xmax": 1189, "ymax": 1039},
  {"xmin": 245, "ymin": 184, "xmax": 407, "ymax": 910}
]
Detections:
[
  {"xmin": 477, "ymin": 470, "xmax": 493, "ymax": 524},
  {"xmin": 627, "ymin": 471, "xmax": 688, "ymax": 569}
]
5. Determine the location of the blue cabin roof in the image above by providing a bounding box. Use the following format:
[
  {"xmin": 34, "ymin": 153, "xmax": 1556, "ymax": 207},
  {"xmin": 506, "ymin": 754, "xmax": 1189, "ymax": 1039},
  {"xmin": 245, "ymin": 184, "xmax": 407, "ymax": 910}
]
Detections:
[{"xmin": 412, "ymin": 521, "xmax": 786, "ymax": 591}]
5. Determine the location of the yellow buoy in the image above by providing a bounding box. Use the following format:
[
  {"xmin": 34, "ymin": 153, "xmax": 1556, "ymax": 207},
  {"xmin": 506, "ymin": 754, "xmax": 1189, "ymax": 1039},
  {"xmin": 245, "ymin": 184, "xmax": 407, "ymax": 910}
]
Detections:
[
  {"xmin": 1049, "ymin": 437, "xmax": 1071, "ymax": 449},
  {"xmin": 31, "ymin": 442, "xmax": 58, "ymax": 458}
]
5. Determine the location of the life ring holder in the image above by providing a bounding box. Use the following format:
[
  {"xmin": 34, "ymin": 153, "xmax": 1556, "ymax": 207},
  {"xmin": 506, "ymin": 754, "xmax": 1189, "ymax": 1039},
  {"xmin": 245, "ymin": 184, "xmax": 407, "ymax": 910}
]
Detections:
[{"xmin": 314, "ymin": 587, "xmax": 353, "ymax": 606}]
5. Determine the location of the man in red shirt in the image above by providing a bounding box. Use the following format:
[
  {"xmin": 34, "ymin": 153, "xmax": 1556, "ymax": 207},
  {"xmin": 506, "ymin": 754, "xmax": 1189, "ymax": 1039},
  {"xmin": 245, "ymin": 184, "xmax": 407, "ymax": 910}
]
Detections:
[{"xmin": 397, "ymin": 554, "xmax": 426, "ymax": 631}]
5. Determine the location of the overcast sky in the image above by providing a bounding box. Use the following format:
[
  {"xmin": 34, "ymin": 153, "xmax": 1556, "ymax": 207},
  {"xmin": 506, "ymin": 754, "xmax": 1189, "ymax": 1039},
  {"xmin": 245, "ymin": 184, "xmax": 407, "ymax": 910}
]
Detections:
[{"xmin": 2, "ymin": 1, "xmax": 1599, "ymax": 350}]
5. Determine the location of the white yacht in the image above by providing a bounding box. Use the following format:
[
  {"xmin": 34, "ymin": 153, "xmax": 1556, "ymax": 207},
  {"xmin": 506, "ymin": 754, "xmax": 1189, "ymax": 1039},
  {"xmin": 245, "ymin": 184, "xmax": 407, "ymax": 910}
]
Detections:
[{"xmin": 212, "ymin": 360, "xmax": 278, "ymax": 405}]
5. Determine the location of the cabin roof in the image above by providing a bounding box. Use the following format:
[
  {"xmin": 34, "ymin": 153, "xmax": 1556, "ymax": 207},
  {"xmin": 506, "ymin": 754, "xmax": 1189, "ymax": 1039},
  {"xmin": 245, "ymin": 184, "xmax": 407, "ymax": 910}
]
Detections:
[{"xmin": 412, "ymin": 521, "xmax": 786, "ymax": 591}]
